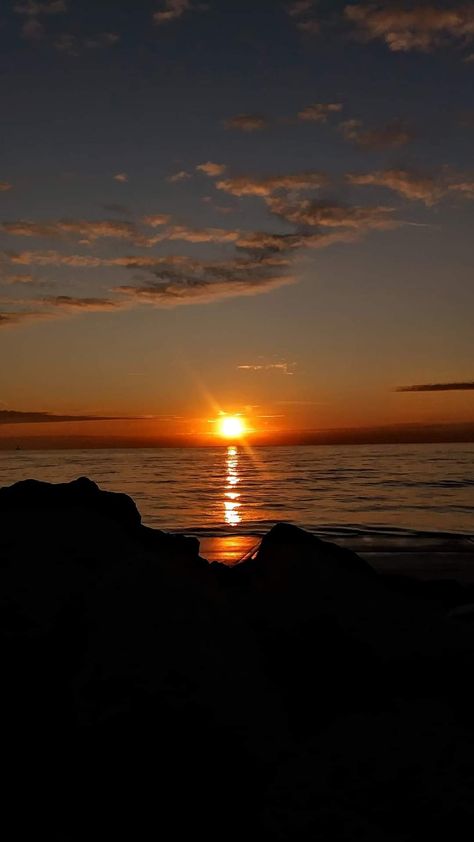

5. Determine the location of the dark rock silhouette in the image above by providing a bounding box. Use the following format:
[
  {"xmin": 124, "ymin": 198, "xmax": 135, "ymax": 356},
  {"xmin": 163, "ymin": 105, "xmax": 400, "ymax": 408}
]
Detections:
[{"xmin": 1, "ymin": 478, "xmax": 474, "ymax": 841}]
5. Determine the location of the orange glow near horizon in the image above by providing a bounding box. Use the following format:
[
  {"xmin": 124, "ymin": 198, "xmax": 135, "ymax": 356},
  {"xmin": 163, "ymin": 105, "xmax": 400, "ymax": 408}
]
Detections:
[{"xmin": 218, "ymin": 415, "xmax": 246, "ymax": 440}]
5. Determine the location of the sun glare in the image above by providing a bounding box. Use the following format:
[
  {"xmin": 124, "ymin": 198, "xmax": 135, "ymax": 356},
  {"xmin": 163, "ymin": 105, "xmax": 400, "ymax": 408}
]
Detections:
[{"xmin": 218, "ymin": 415, "xmax": 246, "ymax": 439}]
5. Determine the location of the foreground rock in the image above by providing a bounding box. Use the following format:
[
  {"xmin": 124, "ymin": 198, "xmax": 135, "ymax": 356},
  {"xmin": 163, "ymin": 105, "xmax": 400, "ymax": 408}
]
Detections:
[{"xmin": 1, "ymin": 478, "xmax": 474, "ymax": 841}]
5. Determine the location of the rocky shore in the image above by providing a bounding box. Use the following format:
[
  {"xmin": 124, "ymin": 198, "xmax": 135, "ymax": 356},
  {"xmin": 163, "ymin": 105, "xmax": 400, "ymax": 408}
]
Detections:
[{"xmin": 1, "ymin": 477, "xmax": 474, "ymax": 840}]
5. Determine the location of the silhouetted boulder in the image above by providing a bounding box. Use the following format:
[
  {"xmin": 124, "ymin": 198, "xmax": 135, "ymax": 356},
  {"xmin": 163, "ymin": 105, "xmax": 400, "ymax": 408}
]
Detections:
[{"xmin": 0, "ymin": 475, "xmax": 141, "ymax": 530}]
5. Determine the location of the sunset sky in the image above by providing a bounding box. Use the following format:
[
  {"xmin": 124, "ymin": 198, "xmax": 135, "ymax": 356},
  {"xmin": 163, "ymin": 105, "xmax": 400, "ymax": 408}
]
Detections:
[{"xmin": 1, "ymin": 0, "xmax": 473, "ymax": 446}]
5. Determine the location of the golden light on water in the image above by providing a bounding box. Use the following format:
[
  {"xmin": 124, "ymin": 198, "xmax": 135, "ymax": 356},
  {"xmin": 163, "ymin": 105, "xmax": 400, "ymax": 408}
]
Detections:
[
  {"xmin": 224, "ymin": 445, "xmax": 241, "ymax": 526},
  {"xmin": 218, "ymin": 415, "xmax": 246, "ymax": 439}
]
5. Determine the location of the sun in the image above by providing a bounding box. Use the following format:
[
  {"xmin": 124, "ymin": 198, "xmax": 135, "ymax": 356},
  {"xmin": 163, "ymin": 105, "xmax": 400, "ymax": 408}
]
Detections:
[{"xmin": 218, "ymin": 415, "xmax": 246, "ymax": 439}]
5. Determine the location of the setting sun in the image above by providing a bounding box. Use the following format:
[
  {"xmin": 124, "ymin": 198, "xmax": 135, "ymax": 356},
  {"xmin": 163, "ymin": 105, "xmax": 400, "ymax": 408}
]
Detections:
[{"xmin": 218, "ymin": 416, "xmax": 246, "ymax": 439}]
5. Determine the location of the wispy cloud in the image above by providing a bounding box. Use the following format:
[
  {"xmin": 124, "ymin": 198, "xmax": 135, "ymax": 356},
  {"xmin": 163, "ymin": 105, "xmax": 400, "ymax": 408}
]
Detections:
[
  {"xmin": 298, "ymin": 102, "xmax": 343, "ymax": 123},
  {"xmin": 347, "ymin": 168, "xmax": 474, "ymax": 205},
  {"xmin": 268, "ymin": 195, "xmax": 398, "ymax": 230},
  {"xmin": 13, "ymin": 1, "xmax": 67, "ymax": 14},
  {"xmin": 37, "ymin": 295, "xmax": 120, "ymax": 311},
  {"xmin": 14, "ymin": 1, "xmax": 67, "ymax": 41},
  {"xmin": 345, "ymin": 3, "xmax": 474, "ymax": 54},
  {"xmin": 196, "ymin": 161, "xmax": 226, "ymax": 176},
  {"xmin": 0, "ymin": 308, "xmax": 46, "ymax": 327},
  {"xmin": 115, "ymin": 252, "xmax": 296, "ymax": 308},
  {"xmin": 346, "ymin": 169, "xmax": 443, "ymax": 205},
  {"xmin": 54, "ymin": 32, "xmax": 120, "ymax": 55},
  {"xmin": 1, "ymin": 218, "xmax": 138, "ymax": 241},
  {"xmin": 167, "ymin": 170, "xmax": 192, "ymax": 183},
  {"xmin": 0, "ymin": 408, "xmax": 132, "ymax": 425},
  {"xmin": 149, "ymin": 225, "xmax": 241, "ymax": 244},
  {"xmin": 216, "ymin": 171, "xmax": 327, "ymax": 197},
  {"xmin": 287, "ymin": 0, "xmax": 315, "ymax": 15},
  {"xmin": 340, "ymin": 118, "xmax": 414, "ymax": 149},
  {"xmin": 287, "ymin": 0, "xmax": 319, "ymax": 33},
  {"xmin": 153, "ymin": 1, "xmax": 205, "ymax": 25},
  {"xmin": 238, "ymin": 362, "xmax": 296, "ymax": 375},
  {"xmin": 396, "ymin": 381, "xmax": 474, "ymax": 392},
  {"xmin": 0, "ymin": 182, "xmax": 13, "ymax": 192},
  {"xmin": 1, "ymin": 273, "xmax": 35, "ymax": 284},
  {"xmin": 117, "ymin": 275, "xmax": 295, "ymax": 308},
  {"xmin": 224, "ymin": 114, "xmax": 269, "ymax": 132},
  {"xmin": 113, "ymin": 173, "xmax": 128, "ymax": 183}
]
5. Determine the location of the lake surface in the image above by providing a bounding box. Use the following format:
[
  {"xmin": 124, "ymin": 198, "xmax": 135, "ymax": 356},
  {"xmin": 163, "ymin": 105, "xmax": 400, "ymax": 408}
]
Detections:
[{"xmin": 1, "ymin": 443, "xmax": 473, "ymax": 538}]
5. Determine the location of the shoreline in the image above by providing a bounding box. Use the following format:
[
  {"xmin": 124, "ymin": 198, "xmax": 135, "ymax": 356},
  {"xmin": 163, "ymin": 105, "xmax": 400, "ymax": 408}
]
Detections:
[{"xmin": 200, "ymin": 534, "xmax": 474, "ymax": 579}]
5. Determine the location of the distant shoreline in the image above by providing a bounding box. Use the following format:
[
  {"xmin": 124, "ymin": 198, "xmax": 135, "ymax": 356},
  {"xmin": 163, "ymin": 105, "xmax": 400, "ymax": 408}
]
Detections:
[{"xmin": 2, "ymin": 420, "xmax": 474, "ymax": 451}]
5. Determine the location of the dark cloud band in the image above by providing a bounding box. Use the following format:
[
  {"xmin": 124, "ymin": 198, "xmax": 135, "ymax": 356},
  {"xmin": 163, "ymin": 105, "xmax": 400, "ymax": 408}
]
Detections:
[{"xmin": 397, "ymin": 382, "xmax": 474, "ymax": 392}]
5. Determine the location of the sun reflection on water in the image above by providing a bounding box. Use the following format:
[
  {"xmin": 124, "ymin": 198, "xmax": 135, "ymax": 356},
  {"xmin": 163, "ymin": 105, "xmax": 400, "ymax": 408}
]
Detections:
[{"xmin": 224, "ymin": 445, "xmax": 241, "ymax": 526}]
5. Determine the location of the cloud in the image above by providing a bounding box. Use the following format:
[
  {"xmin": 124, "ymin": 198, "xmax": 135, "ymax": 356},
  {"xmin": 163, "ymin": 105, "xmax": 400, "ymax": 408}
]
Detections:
[
  {"xmin": 0, "ymin": 183, "xmax": 12, "ymax": 192},
  {"xmin": 14, "ymin": 1, "xmax": 68, "ymax": 41},
  {"xmin": 298, "ymin": 103, "xmax": 343, "ymax": 123},
  {"xmin": 117, "ymin": 275, "xmax": 295, "ymax": 307},
  {"xmin": 345, "ymin": 3, "xmax": 474, "ymax": 53},
  {"xmin": 287, "ymin": 0, "xmax": 319, "ymax": 33},
  {"xmin": 0, "ymin": 309, "xmax": 45, "ymax": 327},
  {"xmin": 13, "ymin": 1, "xmax": 67, "ymax": 14},
  {"xmin": 1, "ymin": 273, "xmax": 35, "ymax": 284},
  {"xmin": 235, "ymin": 231, "xmax": 302, "ymax": 252},
  {"xmin": 113, "ymin": 173, "xmax": 128, "ymax": 183},
  {"xmin": 267, "ymin": 195, "xmax": 398, "ymax": 230},
  {"xmin": 224, "ymin": 114, "xmax": 269, "ymax": 132},
  {"xmin": 167, "ymin": 170, "xmax": 192, "ymax": 183},
  {"xmin": 3, "ymin": 249, "xmax": 242, "ymax": 268},
  {"xmin": 296, "ymin": 19, "xmax": 321, "ymax": 34},
  {"xmin": 149, "ymin": 224, "xmax": 241, "ymax": 244},
  {"xmin": 216, "ymin": 171, "xmax": 327, "ymax": 197},
  {"xmin": 54, "ymin": 32, "xmax": 120, "ymax": 56},
  {"xmin": 39, "ymin": 295, "xmax": 118, "ymax": 310},
  {"xmin": 1, "ymin": 218, "xmax": 138, "ymax": 241},
  {"xmin": 340, "ymin": 118, "xmax": 414, "ymax": 149},
  {"xmin": 196, "ymin": 161, "xmax": 226, "ymax": 177},
  {"xmin": 396, "ymin": 381, "xmax": 474, "ymax": 392},
  {"xmin": 153, "ymin": 1, "xmax": 205, "ymax": 25},
  {"xmin": 141, "ymin": 214, "xmax": 171, "ymax": 227},
  {"xmin": 346, "ymin": 169, "xmax": 443, "ymax": 205},
  {"xmin": 237, "ymin": 362, "xmax": 296, "ymax": 374},
  {"xmin": 287, "ymin": 0, "xmax": 315, "ymax": 15},
  {"xmin": 115, "ymin": 252, "xmax": 296, "ymax": 308},
  {"xmin": 21, "ymin": 17, "xmax": 45, "ymax": 39},
  {"xmin": 0, "ymin": 408, "xmax": 132, "ymax": 425},
  {"xmin": 449, "ymin": 179, "xmax": 474, "ymax": 198}
]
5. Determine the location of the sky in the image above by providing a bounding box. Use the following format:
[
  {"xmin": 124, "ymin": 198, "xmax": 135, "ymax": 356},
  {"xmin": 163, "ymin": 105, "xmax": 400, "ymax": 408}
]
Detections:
[{"xmin": 0, "ymin": 0, "xmax": 473, "ymax": 446}]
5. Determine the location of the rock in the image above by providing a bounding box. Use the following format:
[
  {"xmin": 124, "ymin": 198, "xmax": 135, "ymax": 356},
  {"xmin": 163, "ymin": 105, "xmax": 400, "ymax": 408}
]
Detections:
[
  {"xmin": 0, "ymin": 475, "xmax": 142, "ymax": 531},
  {"xmin": 1, "ymin": 478, "xmax": 474, "ymax": 841}
]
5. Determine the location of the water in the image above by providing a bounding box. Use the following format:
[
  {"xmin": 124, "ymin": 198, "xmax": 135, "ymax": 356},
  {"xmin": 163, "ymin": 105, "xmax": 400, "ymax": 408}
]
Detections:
[{"xmin": 0, "ymin": 443, "xmax": 472, "ymax": 539}]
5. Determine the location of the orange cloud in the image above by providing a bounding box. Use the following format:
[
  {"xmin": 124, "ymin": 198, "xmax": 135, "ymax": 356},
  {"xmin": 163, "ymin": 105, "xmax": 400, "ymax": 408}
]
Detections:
[
  {"xmin": 267, "ymin": 196, "xmax": 398, "ymax": 230},
  {"xmin": 196, "ymin": 161, "xmax": 227, "ymax": 176},
  {"xmin": 224, "ymin": 114, "xmax": 269, "ymax": 132},
  {"xmin": 345, "ymin": 3, "xmax": 474, "ymax": 53},
  {"xmin": 1, "ymin": 218, "xmax": 137, "ymax": 241},
  {"xmin": 216, "ymin": 171, "xmax": 327, "ymax": 197},
  {"xmin": 153, "ymin": 0, "xmax": 203, "ymax": 25},
  {"xmin": 340, "ymin": 118, "xmax": 414, "ymax": 149},
  {"xmin": 298, "ymin": 103, "xmax": 343, "ymax": 122},
  {"xmin": 35, "ymin": 295, "xmax": 120, "ymax": 311},
  {"xmin": 346, "ymin": 169, "xmax": 443, "ymax": 205}
]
